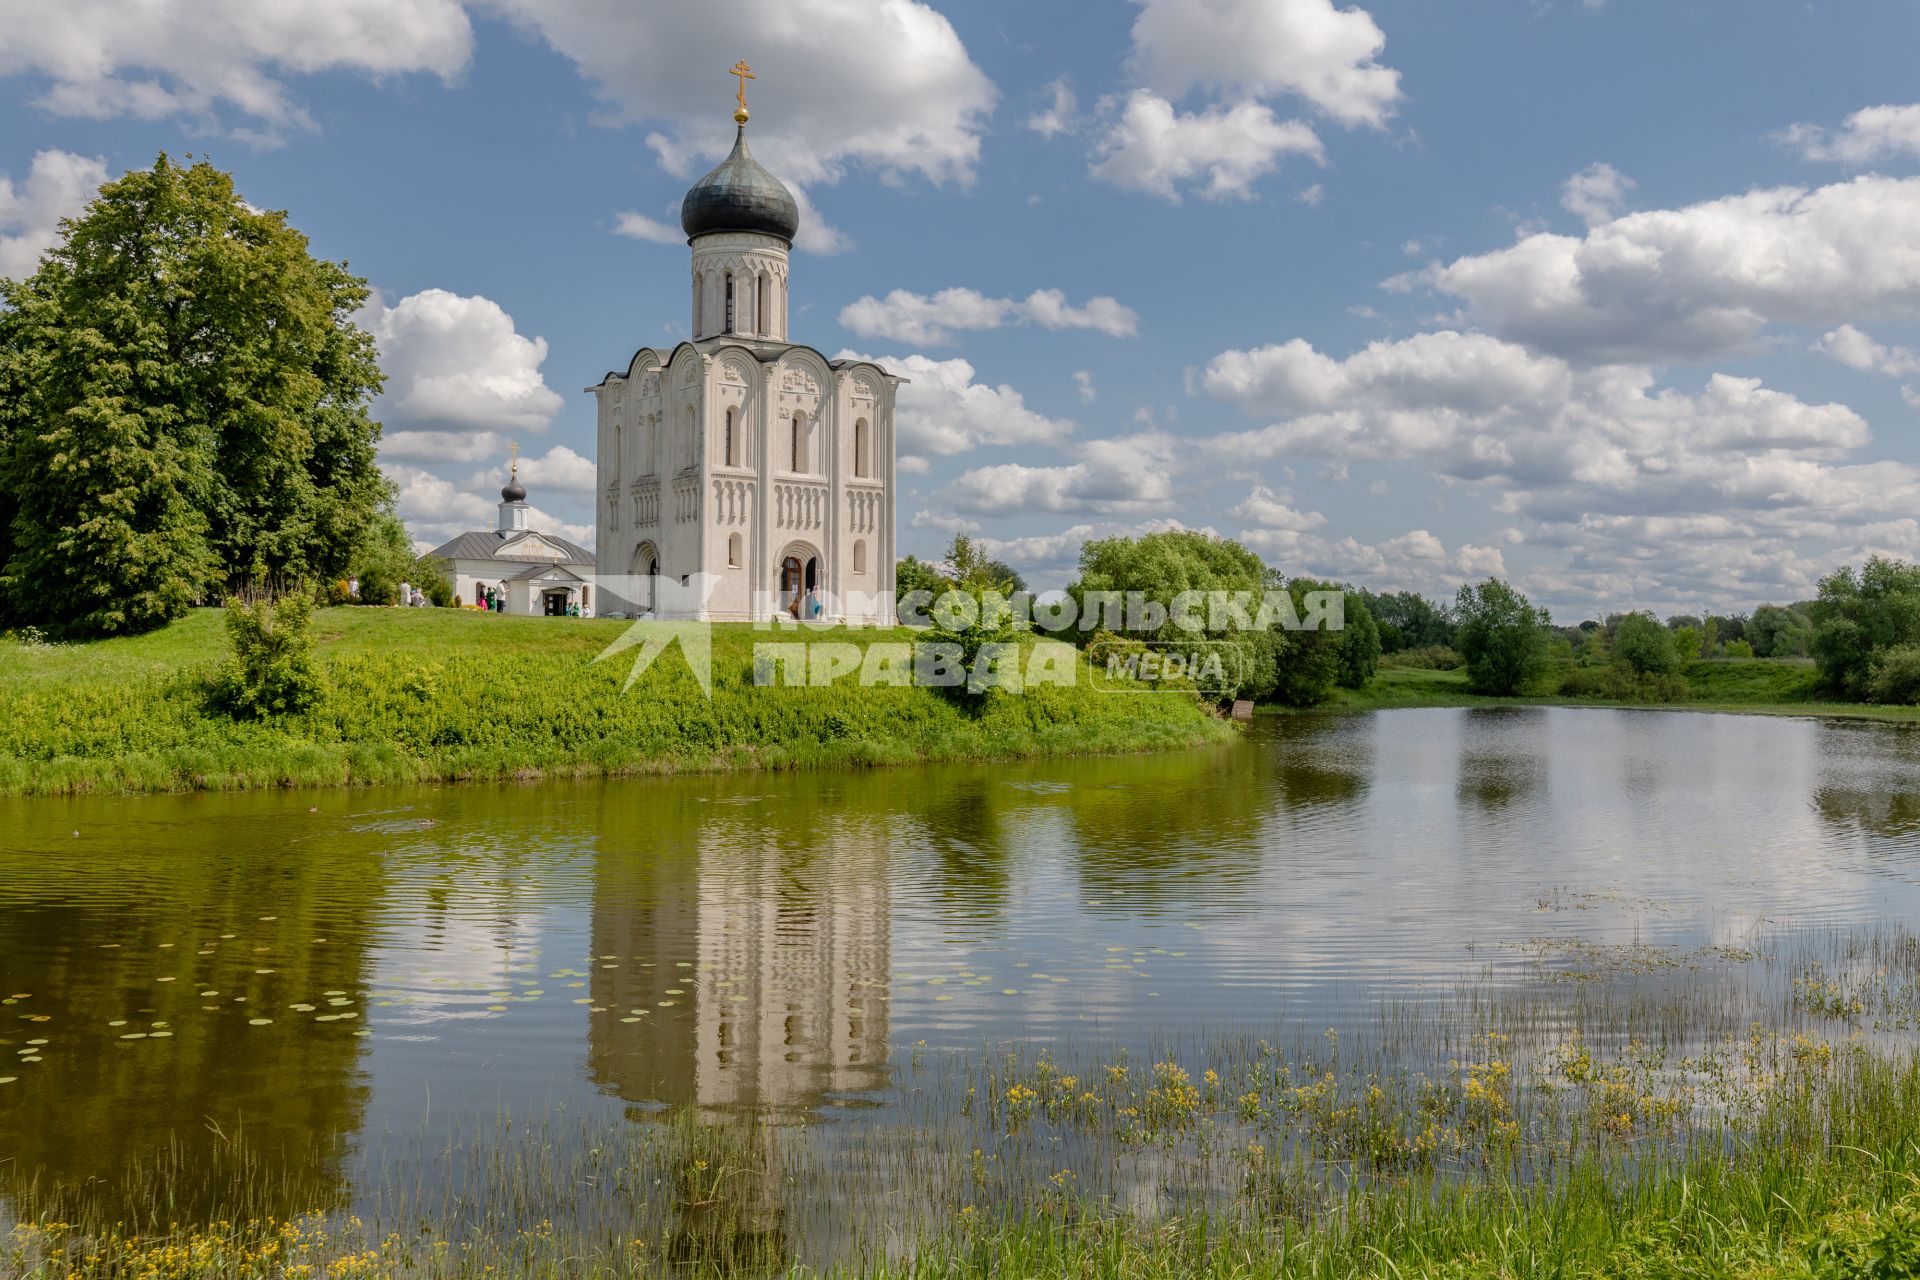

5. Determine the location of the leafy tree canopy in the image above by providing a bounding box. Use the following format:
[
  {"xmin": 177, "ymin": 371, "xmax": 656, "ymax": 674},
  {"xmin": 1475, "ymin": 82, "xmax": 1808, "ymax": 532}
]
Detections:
[
  {"xmin": 0, "ymin": 153, "xmax": 390, "ymax": 636},
  {"xmin": 1613, "ymin": 611, "xmax": 1681, "ymax": 677},
  {"xmin": 1452, "ymin": 578, "xmax": 1551, "ymax": 695},
  {"xmin": 1811, "ymin": 557, "xmax": 1920, "ymax": 699}
]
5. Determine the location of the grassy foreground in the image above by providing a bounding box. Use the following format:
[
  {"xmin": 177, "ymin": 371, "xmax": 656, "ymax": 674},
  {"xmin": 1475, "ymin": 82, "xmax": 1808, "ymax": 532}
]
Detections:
[
  {"xmin": 0, "ymin": 608, "xmax": 1233, "ymax": 796},
  {"xmin": 1324, "ymin": 660, "xmax": 1920, "ymax": 722}
]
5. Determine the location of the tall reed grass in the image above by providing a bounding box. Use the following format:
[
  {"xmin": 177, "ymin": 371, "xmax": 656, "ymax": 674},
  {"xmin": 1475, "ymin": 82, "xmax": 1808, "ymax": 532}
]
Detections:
[{"xmin": 7, "ymin": 924, "xmax": 1919, "ymax": 1277}]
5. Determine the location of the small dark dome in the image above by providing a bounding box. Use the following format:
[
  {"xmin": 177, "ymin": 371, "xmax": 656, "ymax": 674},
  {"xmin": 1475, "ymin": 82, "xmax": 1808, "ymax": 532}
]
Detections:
[
  {"xmin": 501, "ymin": 473, "xmax": 526, "ymax": 503},
  {"xmin": 680, "ymin": 126, "xmax": 800, "ymax": 243}
]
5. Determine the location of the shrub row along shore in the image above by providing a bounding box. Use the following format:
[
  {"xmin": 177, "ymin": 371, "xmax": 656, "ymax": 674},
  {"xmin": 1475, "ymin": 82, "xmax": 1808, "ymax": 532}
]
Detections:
[
  {"xmin": 1321, "ymin": 656, "xmax": 1920, "ymax": 721},
  {"xmin": 0, "ymin": 608, "xmax": 1234, "ymax": 797}
]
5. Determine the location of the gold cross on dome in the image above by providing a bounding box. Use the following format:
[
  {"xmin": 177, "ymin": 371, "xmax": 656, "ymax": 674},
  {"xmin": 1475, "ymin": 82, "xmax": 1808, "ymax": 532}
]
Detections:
[
  {"xmin": 508, "ymin": 440, "xmax": 520, "ymax": 474},
  {"xmin": 729, "ymin": 60, "xmax": 755, "ymax": 115}
]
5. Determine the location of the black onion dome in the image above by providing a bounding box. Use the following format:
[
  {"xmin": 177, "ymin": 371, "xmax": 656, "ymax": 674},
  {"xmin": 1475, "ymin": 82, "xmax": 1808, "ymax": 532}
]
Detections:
[
  {"xmin": 501, "ymin": 474, "xmax": 526, "ymax": 503},
  {"xmin": 680, "ymin": 126, "xmax": 800, "ymax": 243}
]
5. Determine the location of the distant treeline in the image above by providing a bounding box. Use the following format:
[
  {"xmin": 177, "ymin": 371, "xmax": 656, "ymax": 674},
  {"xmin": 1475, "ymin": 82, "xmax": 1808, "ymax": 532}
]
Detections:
[
  {"xmin": 904, "ymin": 532, "xmax": 1920, "ymax": 710},
  {"xmin": 1355, "ymin": 589, "xmax": 1816, "ymax": 661}
]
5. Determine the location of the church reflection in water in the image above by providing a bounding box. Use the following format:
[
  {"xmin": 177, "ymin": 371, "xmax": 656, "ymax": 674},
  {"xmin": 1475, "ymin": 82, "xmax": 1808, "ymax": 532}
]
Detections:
[
  {"xmin": 586, "ymin": 793, "xmax": 893, "ymax": 1115},
  {"xmin": 583, "ymin": 787, "xmax": 895, "ymax": 1269}
]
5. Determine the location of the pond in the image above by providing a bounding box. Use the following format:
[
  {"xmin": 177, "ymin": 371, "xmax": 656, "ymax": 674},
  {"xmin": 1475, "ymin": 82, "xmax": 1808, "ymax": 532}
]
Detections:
[{"xmin": 3, "ymin": 706, "xmax": 1919, "ymax": 1255}]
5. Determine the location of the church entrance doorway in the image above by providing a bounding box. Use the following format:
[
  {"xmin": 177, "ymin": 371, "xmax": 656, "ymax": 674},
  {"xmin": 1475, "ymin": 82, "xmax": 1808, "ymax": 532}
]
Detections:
[
  {"xmin": 778, "ymin": 549, "xmax": 820, "ymax": 618},
  {"xmin": 543, "ymin": 590, "xmax": 568, "ymax": 617},
  {"xmin": 629, "ymin": 542, "xmax": 660, "ymax": 615}
]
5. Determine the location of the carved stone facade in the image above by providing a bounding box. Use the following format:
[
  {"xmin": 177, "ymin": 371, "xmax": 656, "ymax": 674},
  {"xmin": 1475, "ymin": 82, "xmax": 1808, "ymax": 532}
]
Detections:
[{"xmin": 591, "ymin": 336, "xmax": 898, "ymax": 622}]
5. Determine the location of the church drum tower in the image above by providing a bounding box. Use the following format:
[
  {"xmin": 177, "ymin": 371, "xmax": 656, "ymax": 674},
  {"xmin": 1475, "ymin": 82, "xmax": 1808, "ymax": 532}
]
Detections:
[{"xmin": 589, "ymin": 64, "xmax": 899, "ymax": 624}]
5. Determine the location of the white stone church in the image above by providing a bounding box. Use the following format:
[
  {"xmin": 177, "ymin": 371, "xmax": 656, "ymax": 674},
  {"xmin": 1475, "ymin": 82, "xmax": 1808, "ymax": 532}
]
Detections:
[{"xmin": 590, "ymin": 78, "xmax": 899, "ymax": 624}]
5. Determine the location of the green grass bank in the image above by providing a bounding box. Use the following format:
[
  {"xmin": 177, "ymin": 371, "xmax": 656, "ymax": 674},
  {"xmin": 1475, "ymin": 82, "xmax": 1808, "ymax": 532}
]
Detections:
[
  {"xmin": 1318, "ymin": 659, "xmax": 1920, "ymax": 722},
  {"xmin": 0, "ymin": 608, "xmax": 1233, "ymax": 796}
]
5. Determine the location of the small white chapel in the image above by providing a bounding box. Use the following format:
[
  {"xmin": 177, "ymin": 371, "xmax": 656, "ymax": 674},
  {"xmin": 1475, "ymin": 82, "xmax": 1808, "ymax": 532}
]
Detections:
[
  {"xmin": 590, "ymin": 62, "xmax": 899, "ymax": 624},
  {"xmin": 426, "ymin": 458, "xmax": 599, "ymax": 616}
]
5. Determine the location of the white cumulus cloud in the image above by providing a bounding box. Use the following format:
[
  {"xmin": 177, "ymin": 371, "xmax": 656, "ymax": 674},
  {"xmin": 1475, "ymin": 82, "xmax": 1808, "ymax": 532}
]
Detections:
[
  {"xmin": 0, "ymin": 148, "xmax": 107, "ymax": 279},
  {"xmin": 363, "ymin": 288, "xmax": 565, "ymax": 438},
  {"xmin": 839, "ymin": 287, "xmax": 1139, "ymax": 345},
  {"xmin": 1198, "ymin": 330, "xmax": 1889, "ymax": 537},
  {"xmin": 943, "ymin": 433, "xmax": 1181, "ymax": 518},
  {"xmin": 1815, "ymin": 324, "xmax": 1920, "ymax": 377},
  {"xmin": 1390, "ymin": 175, "xmax": 1920, "ymax": 364},
  {"xmin": 1125, "ymin": 0, "xmax": 1401, "ymax": 128},
  {"xmin": 1027, "ymin": 78, "xmax": 1078, "ymax": 139},
  {"xmin": 834, "ymin": 350, "xmax": 1075, "ymax": 466},
  {"xmin": 0, "ymin": 0, "xmax": 471, "ymax": 139},
  {"xmin": 1780, "ymin": 103, "xmax": 1920, "ymax": 165},
  {"xmin": 1560, "ymin": 161, "xmax": 1634, "ymax": 227},
  {"xmin": 1089, "ymin": 91, "xmax": 1323, "ymax": 202},
  {"xmin": 611, "ymin": 211, "xmax": 682, "ymax": 245},
  {"xmin": 467, "ymin": 444, "xmax": 596, "ymax": 495},
  {"xmin": 488, "ymin": 0, "xmax": 995, "ymax": 189}
]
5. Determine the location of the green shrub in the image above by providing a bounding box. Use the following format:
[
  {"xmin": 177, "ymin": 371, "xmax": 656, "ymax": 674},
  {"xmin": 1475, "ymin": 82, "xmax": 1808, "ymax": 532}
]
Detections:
[
  {"xmin": 1334, "ymin": 595, "xmax": 1381, "ymax": 689},
  {"xmin": 1558, "ymin": 663, "xmax": 1686, "ymax": 703},
  {"xmin": 1614, "ymin": 612, "xmax": 1681, "ymax": 677},
  {"xmin": 1722, "ymin": 639, "xmax": 1754, "ymax": 658},
  {"xmin": 413, "ymin": 556, "xmax": 457, "ymax": 607},
  {"xmin": 1559, "ymin": 665, "xmax": 1627, "ymax": 699},
  {"xmin": 925, "ymin": 587, "xmax": 1022, "ymax": 701},
  {"xmin": 1811, "ymin": 557, "xmax": 1920, "ymax": 699},
  {"xmin": 1383, "ymin": 645, "xmax": 1461, "ymax": 670},
  {"xmin": 1868, "ymin": 645, "xmax": 1920, "ymax": 706},
  {"xmin": 206, "ymin": 593, "xmax": 324, "ymax": 718}
]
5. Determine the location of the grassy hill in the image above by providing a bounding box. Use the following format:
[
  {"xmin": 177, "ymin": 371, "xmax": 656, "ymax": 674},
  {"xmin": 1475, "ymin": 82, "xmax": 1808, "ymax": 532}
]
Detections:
[{"xmin": 0, "ymin": 608, "xmax": 1234, "ymax": 796}]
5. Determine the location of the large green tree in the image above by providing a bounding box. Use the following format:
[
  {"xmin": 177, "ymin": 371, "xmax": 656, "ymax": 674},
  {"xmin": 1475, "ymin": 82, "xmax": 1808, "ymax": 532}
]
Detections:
[
  {"xmin": 0, "ymin": 154, "xmax": 390, "ymax": 636},
  {"xmin": 1356, "ymin": 589, "xmax": 1454, "ymax": 652},
  {"xmin": 1068, "ymin": 529, "xmax": 1289, "ymax": 701},
  {"xmin": 1613, "ymin": 611, "xmax": 1681, "ymax": 677},
  {"xmin": 1453, "ymin": 578, "xmax": 1551, "ymax": 695},
  {"xmin": 1747, "ymin": 603, "xmax": 1813, "ymax": 658},
  {"xmin": 1810, "ymin": 557, "xmax": 1920, "ymax": 699}
]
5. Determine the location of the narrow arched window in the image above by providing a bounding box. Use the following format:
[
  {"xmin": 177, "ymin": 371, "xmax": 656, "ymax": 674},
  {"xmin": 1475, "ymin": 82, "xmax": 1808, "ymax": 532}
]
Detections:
[
  {"xmin": 685, "ymin": 406, "xmax": 696, "ymax": 470},
  {"xmin": 728, "ymin": 532, "xmax": 743, "ymax": 568},
  {"xmin": 853, "ymin": 417, "xmax": 870, "ymax": 478},
  {"xmin": 756, "ymin": 274, "xmax": 768, "ymax": 336},
  {"xmin": 693, "ymin": 272, "xmax": 703, "ymax": 333},
  {"xmin": 853, "ymin": 540, "xmax": 867, "ymax": 575},
  {"xmin": 791, "ymin": 412, "xmax": 805, "ymax": 471},
  {"xmin": 724, "ymin": 272, "xmax": 735, "ymax": 333},
  {"xmin": 724, "ymin": 407, "xmax": 737, "ymax": 467}
]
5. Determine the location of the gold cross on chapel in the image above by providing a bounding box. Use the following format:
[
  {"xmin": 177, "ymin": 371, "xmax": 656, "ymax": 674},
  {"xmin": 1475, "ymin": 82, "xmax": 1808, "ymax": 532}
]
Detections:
[
  {"xmin": 729, "ymin": 60, "xmax": 755, "ymax": 117},
  {"xmin": 508, "ymin": 440, "xmax": 520, "ymax": 474}
]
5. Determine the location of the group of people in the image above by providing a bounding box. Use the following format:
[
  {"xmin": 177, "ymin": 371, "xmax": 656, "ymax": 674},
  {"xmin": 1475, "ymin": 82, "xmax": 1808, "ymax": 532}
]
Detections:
[{"xmin": 472, "ymin": 585, "xmax": 584, "ymax": 617}]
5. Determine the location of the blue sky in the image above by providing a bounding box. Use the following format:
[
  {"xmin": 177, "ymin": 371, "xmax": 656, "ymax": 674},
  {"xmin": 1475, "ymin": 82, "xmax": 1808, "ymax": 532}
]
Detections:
[{"xmin": 2, "ymin": 0, "xmax": 1919, "ymax": 619}]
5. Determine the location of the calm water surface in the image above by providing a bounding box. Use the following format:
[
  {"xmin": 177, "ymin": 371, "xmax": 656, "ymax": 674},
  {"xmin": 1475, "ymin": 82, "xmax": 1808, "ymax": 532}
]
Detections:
[{"xmin": 3, "ymin": 706, "xmax": 1919, "ymax": 1217}]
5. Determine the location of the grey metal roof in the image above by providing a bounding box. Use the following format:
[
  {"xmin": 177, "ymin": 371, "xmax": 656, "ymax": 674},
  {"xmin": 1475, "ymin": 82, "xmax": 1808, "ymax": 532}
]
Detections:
[
  {"xmin": 680, "ymin": 125, "xmax": 799, "ymax": 243},
  {"xmin": 426, "ymin": 530, "xmax": 596, "ymax": 566},
  {"xmin": 504, "ymin": 563, "xmax": 586, "ymax": 582}
]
